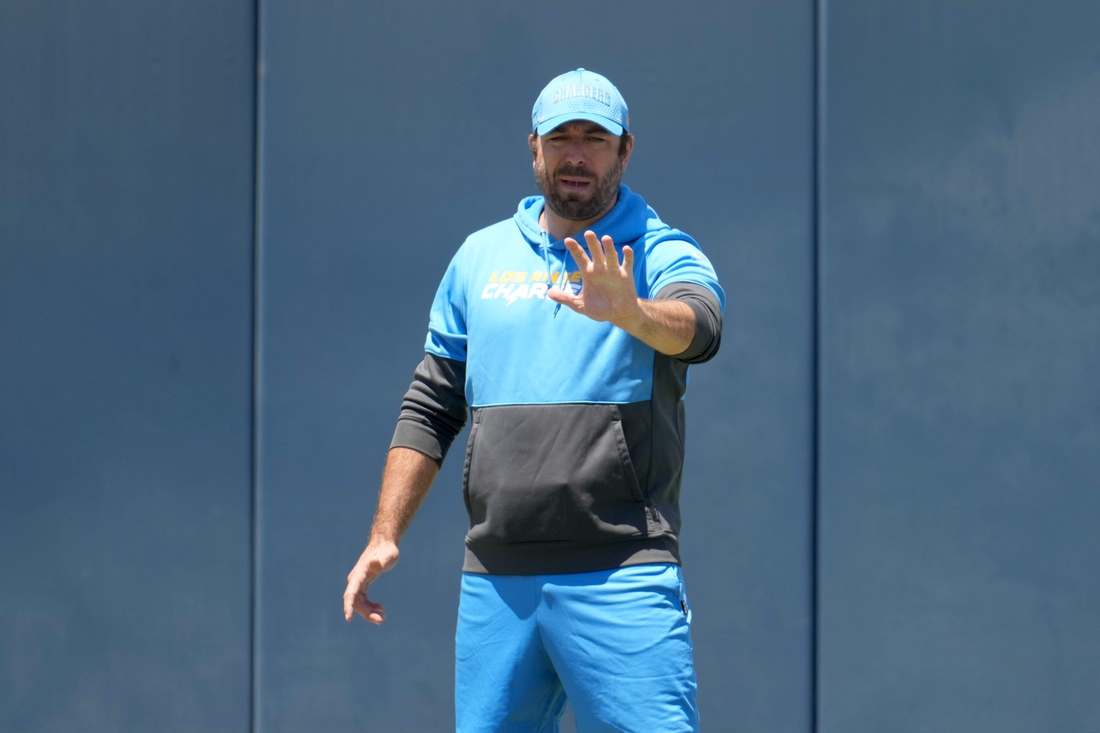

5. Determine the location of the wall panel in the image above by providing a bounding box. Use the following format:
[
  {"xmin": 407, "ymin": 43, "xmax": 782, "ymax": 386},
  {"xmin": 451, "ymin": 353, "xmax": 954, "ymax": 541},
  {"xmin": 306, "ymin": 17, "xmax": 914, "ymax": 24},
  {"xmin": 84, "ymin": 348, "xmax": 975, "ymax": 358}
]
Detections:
[
  {"xmin": 0, "ymin": 2, "xmax": 257, "ymax": 731},
  {"xmin": 818, "ymin": 1, "xmax": 1100, "ymax": 730},
  {"xmin": 256, "ymin": 1, "xmax": 815, "ymax": 730}
]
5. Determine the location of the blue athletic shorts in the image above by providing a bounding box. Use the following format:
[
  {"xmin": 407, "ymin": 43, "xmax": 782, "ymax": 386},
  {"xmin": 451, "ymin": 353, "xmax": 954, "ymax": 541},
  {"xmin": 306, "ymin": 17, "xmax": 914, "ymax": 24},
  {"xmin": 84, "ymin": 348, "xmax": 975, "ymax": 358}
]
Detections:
[{"xmin": 455, "ymin": 563, "xmax": 698, "ymax": 732}]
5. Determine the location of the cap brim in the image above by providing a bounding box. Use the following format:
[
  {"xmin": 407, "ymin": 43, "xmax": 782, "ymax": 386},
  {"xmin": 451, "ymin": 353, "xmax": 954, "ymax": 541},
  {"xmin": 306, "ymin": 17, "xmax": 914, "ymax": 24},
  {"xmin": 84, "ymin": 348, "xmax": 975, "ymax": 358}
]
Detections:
[{"xmin": 535, "ymin": 111, "xmax": 623, "ymax": 137}]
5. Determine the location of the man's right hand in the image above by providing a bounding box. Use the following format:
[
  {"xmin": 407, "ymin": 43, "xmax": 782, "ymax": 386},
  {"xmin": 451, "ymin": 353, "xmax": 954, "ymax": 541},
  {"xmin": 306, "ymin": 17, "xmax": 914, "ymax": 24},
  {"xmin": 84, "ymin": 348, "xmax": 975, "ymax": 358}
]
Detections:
[
  {"xmin": 343, "ymin": 446, "xmax": 440, "ymax": 625},
  {"xmin": 343, "ymin": 540, "xmax": 400, "ymax": 624}
]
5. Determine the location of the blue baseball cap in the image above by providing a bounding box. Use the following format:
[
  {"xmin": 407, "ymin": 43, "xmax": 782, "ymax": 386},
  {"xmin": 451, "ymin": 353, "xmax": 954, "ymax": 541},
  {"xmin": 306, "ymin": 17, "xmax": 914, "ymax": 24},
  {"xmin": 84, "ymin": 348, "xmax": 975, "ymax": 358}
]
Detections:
[{"xmin": 531, "ymin": 68, "xmax": 630, "ymax": 137}]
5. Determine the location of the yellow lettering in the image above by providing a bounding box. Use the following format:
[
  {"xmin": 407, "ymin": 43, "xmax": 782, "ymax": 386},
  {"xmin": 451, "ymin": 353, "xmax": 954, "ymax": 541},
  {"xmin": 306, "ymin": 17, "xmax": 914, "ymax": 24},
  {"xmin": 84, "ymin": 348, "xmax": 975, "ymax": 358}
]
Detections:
[
  {"xmin": 489, "ymin": 271, "xmax": 500, "ymax": 283},
  {"xmin": 570, "ymin": 271, "xmax": 582, "ymax": 283},
  {"xmin": 500, "ymin": 271, "xmax": 514, "ymax": 283},
  {"xmin": 513, "ymin": 271, "xmax": 528, "ymax": 283}
]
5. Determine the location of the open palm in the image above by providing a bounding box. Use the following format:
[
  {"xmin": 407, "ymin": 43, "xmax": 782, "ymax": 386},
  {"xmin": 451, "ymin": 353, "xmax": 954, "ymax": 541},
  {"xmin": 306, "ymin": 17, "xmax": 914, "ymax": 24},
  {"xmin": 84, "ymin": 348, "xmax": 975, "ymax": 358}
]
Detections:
[{"xmin": 549, "ymin": 230, "xmax": 639, "ymax": 324}]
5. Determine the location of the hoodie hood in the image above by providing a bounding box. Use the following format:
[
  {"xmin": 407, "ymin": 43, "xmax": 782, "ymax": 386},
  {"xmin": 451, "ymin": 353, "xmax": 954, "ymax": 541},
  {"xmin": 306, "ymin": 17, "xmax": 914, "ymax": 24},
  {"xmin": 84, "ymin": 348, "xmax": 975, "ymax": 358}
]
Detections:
[{"xmin": 513, "ymin": 184, "xmax": 702, "ymax": 255}]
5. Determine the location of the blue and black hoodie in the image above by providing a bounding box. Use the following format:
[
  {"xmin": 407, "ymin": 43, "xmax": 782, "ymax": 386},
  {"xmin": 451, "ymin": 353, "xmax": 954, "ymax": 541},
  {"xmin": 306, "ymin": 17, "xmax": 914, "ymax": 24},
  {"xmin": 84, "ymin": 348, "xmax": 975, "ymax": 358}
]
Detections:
[{"xmin": 391, "ymin": 185, "xmax": 725, "ymax": 575}]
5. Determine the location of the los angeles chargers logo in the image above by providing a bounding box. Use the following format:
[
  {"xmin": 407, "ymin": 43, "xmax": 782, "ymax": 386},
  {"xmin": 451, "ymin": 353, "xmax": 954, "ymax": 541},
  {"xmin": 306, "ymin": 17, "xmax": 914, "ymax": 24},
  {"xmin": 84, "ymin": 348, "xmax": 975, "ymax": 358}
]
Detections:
[{"xmin": 482, "ymin": 270, "xmax": 581, "ymax": 305}]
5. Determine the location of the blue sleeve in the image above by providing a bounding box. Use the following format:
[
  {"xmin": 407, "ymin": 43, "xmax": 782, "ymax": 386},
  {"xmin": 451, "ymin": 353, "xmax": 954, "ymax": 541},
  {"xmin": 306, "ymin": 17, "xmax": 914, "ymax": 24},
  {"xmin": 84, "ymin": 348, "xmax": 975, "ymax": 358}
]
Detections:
[
  {"xmin": 424, "ymin": 245, "xmax": 469, "ymax": 361},
  {"xmin": 641, "ymin": 237, "xmax": 726, "ymax": 312}
]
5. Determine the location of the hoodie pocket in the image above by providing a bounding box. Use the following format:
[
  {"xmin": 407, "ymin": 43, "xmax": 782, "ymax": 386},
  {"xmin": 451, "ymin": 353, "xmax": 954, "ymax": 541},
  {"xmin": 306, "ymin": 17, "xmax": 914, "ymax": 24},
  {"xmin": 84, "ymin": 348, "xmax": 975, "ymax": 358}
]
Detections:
[
  {"xmin": 609, "ymin": 405, "xmax": 645, "ymax": 503},
  {"xmin": 460, "ymin": 411, "xmax": 480, "ymax": 516},
  {"xmin": 464, "ymin": 404, "xmax": 648, "ymax": 544}
]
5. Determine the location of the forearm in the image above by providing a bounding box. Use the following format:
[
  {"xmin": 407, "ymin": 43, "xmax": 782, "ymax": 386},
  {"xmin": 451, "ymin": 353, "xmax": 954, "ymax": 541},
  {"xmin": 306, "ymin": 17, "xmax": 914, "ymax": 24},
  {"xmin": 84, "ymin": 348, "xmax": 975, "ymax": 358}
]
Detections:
[
  {"xmin": 614, "ymin": 298, "xmax": 696, "ymax": 356},
  {"xmin": 368, "ymin": 446, "xmax": 440, "ymax": 546}
]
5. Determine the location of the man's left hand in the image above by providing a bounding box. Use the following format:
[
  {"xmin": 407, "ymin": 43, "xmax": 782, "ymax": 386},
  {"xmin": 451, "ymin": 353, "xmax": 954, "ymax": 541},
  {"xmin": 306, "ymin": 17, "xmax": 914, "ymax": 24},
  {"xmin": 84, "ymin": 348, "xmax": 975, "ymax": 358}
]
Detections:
[
  {"xmin": 549, "ymin": 229, "xmax": 697, "ymax": 356},
  {"xmin": 549, "ymin": 230, "xmax": 644, "ymax": 328}
]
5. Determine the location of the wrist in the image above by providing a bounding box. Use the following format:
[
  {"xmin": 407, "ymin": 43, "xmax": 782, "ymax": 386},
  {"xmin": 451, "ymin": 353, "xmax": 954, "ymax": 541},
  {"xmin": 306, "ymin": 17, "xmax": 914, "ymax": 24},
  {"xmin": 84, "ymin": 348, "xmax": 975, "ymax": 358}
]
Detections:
[
  {"xmin": 367, "ymin": 532, "xmax": 399, "ymax": 551},
  {"xmin": 612, "ymin": 297, "xmax": 648, "ymax": 334}
]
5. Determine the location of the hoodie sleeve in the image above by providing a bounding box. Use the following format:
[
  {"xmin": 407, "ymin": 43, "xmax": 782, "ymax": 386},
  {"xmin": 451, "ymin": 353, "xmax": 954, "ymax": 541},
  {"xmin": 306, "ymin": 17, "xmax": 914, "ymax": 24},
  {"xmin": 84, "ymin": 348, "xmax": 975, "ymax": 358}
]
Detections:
[
  {"xmin": 643, "ymin": 238, "xmax": 725, "ymax": 364},
  {"xmin": 642, "ymin": 238, "xmax": 725, "ymax": 307},
  {"xmin": 424, "ymin": 246, "xmax": 469, "ymax": 361},
  {"xmin": 390, "ymin": 246, "xmax": 470, "ymax": 465},
  {"xmin": 390, "ymin": 353, "xmax": 468, "ymax": 465},
  {"xmin": 654, "ymin": 282, "xmax": 722, "ymax": 363}
]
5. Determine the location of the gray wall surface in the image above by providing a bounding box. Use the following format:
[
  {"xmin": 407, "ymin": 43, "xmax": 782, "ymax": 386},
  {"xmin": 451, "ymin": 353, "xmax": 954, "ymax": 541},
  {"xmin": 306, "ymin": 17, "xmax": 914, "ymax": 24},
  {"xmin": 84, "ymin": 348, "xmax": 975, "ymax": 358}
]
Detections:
[
  {"xmin": 2, "ymin": 0, "xmax": 1097, "ymax": 731},
  {"xmin": 1, "ymin": 1, "xmax": 256, "ymax": 731},
  {"xmin": 817, "ymin": 1, "xmax": 1100, "ymax": 731}
]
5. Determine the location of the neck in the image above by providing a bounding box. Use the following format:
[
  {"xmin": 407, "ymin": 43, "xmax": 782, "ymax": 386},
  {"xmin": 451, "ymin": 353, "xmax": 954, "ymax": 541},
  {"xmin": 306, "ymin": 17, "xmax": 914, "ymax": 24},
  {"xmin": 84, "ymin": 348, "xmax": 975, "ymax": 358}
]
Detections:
[{"xmin": 538, "ymin": 194, "xmax": 619, "ymax": 241}]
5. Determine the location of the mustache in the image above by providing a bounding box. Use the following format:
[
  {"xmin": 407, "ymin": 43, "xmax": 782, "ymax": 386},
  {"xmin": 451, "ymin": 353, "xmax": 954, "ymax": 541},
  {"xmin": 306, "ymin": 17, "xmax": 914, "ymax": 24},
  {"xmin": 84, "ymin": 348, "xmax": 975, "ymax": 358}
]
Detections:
[{"xmin": 553, "ymin": 165, "xmax": 596, "ymax": 180}]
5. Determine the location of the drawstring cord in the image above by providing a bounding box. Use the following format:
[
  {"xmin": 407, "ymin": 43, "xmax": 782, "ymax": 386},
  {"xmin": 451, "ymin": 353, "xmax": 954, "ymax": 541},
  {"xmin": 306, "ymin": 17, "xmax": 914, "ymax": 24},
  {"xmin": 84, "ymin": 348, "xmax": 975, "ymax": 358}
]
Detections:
[{"xmin": 541, "ymin": 232, "xmax": 567, "ymax": 317}]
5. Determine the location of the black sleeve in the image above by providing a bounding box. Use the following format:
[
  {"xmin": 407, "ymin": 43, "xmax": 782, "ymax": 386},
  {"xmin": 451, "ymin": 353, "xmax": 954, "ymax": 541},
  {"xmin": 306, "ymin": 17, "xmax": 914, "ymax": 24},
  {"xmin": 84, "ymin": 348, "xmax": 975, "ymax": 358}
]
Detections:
[
  {"xmin": 654, "ymin": 282, "xmax": 724, "ymax": 364},
  {"xmin": 389, "ymin": 353, "xmax": 468, "ymax": 465}
]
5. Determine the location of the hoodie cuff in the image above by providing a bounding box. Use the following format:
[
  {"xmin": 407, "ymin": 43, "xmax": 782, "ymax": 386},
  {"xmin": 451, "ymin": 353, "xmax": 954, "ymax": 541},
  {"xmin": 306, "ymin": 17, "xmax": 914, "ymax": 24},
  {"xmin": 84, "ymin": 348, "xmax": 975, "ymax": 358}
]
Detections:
[{"xmin": 654, "ymin": 282, "xmax": 723, "ymax": 364}]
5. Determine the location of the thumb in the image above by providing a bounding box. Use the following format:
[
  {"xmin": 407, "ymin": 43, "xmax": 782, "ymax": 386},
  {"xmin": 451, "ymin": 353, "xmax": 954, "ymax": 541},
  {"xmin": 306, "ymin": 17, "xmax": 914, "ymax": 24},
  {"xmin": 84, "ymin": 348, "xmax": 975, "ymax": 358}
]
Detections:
[{"xmin": 547, "ymin": 286, "xmax": 580, "ymax": 310}]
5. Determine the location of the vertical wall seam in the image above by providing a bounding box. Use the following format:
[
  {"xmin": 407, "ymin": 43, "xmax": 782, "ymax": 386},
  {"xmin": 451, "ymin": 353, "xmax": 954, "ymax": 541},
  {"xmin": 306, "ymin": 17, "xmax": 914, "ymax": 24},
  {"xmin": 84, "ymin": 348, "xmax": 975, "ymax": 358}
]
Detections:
[
  {"xmin": 250, "ymin": 0, "xmax": 265, "ymax": 730},
  {"xmin": 811, "ymin": 0, "xmax": 825, "ymax": 731}
]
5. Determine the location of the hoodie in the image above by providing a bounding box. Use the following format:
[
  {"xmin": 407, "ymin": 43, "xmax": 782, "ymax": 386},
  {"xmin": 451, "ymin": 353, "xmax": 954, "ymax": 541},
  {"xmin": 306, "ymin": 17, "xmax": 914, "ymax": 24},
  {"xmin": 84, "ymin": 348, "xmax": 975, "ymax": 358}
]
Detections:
[{"xmin": 391, "ymin": 185, "xmax": 725, "ymax": 575}]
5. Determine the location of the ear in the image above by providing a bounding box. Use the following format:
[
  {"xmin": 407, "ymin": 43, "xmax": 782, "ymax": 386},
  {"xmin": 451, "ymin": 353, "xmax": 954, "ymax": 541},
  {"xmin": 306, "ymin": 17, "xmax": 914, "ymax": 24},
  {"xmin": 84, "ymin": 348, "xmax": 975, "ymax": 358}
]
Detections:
[
  {"xmin": 528, "ymin": 133, "xmax": 539, "ymax": 159},
  {"xmin": 620, "ymin": 133, "xmax": 634, "ymax": 171}
]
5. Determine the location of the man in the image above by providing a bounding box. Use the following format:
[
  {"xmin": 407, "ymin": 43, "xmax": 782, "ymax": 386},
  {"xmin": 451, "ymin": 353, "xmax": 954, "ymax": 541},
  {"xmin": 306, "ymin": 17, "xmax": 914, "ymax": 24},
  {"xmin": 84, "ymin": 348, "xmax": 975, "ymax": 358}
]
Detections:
[{"xmin": 344, "ymin": 68, "xmax": 724, "ymax": 732}]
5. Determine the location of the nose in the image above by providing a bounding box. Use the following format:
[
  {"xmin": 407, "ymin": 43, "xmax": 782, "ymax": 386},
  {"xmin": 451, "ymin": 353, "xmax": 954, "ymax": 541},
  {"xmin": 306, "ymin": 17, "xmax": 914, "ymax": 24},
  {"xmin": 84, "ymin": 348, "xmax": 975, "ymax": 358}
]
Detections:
[{"xmin": 564, "ymin": 138, "xmax": 588, "ymax": 166}]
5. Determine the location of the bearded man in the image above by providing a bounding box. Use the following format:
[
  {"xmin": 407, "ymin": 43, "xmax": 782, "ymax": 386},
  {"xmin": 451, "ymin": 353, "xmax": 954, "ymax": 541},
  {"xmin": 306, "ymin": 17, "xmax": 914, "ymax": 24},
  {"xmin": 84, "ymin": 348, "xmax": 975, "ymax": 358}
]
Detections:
[{"xmin": 344, "ymin": 68, "xmax": 724, "ymax": 732}]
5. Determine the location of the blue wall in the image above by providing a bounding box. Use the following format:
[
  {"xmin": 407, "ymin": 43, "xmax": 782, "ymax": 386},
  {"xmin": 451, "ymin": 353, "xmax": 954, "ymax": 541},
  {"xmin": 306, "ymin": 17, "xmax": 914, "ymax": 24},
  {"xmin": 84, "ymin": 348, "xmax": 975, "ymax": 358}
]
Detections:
[
  {"xmin": 2, "ymin": 1, "xmax": 1097, "ymax": 731},
  {"xmin": 817, "ymin": 1, "xmax": 1100, "ymax": 730},
  {"xmin": 0, "ymin": 2, "xmax": 255, "ymax": 731}
]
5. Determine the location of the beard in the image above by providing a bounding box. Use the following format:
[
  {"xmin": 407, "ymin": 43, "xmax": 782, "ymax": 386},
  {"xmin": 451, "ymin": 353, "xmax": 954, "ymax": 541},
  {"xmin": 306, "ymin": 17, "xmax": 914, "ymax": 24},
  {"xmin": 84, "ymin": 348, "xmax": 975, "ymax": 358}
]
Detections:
[{"xmin": 534, "ymin": 156, "xmax": 623, "ymax": 222}]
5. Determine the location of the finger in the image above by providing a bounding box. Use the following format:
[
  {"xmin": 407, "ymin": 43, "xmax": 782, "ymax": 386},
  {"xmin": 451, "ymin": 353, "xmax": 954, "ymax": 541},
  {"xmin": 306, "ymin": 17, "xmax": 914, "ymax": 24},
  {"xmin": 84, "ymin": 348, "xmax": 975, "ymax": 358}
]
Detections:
[
  {"xmin": 347, "ymin": 587, "xmax": 371, "ymax": 611},
  {"xmin": 621, "ymin": 245, "xmax": 634, "ymax": 274},
  {"xmin": 601, "ymin": 235, "xmax": 620, "ymax": 268},
  {"xmin": 358, "ymin": 598, "xmax": 385, "ymax": 620},
  {"xmin": 563, "ymin": 237, "xmax": 591, "ymax": 269},
  {"xmin": 353, "ymin": 593, "xmax": 386, "ymax": 624},
  {"xmin": 361, "ymin": 600, "xmax": 385, "ymax": 624},
  {"xmin": 343, "ymin": 580, "xmax": 363, "ymax": 621},
  {"xmin": 364, "ymin": 599, "xmax": 385, "ymax": 624},
  {"xmin": 584, "ymin": 230, "xmax": 605, "ymax": 267}
]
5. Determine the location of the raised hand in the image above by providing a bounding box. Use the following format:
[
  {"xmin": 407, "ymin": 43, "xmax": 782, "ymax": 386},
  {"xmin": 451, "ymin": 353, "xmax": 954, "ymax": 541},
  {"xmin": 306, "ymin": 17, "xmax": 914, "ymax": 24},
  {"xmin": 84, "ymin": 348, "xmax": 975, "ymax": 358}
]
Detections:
[
  {"xmin": 548, "ymin": 230, "xmax": 642, "ymax": 326},
  {"xmin": 549, "ymin": 229, "xmax": 698, "ymax": 356}
]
